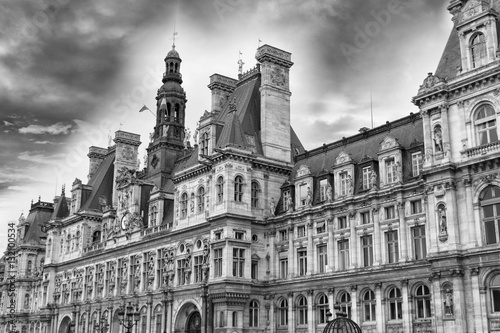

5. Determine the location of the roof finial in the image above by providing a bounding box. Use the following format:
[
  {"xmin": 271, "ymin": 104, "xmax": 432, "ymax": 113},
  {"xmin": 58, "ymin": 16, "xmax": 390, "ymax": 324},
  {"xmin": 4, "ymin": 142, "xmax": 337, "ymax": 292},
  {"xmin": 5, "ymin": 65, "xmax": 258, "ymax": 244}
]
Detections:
[
  {"xmin": 172, "ymin": 22, "xmax": 178, "ymax": 49},
  {"xmin": 38, "ymin": 195, "xmax": 41, "ymax": 202},
  {"xmin": 238, "ymin": 51, "xmax": 244, "ymax": 75},
  {"xmin": 61, "ymin": 184, "xmax": 65, "ymax": 196}
]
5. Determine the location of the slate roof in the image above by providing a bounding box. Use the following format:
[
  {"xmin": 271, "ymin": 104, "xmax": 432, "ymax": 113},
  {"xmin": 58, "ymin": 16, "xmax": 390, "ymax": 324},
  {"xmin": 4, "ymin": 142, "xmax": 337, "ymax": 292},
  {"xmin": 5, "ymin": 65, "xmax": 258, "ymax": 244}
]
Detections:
[
  {"xmin": 291, "ymin": 114, "xmax": 424, "ymax": 180},
  {"xmin": 434, "ymin": 24, "xmax": 461, "ymax": 81},
  {"xmin": 22, "ymin": 201, "xmax": 54, "ymax": 244},
  {"xmin": 81, "ymin": 153, "xmax": 115, "ymax": 211}
]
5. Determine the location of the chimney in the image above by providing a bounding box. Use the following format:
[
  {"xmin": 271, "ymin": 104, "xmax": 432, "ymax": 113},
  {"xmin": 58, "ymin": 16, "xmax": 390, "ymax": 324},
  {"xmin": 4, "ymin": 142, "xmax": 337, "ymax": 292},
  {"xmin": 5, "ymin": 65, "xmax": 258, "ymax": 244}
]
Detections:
[
  {"xmin": 207, "ymin": 74, "xmax": 237, "ymax": 113},
  {"xmin": 87, "ymin": 146, "xmax": 108, "ymax": 181}
]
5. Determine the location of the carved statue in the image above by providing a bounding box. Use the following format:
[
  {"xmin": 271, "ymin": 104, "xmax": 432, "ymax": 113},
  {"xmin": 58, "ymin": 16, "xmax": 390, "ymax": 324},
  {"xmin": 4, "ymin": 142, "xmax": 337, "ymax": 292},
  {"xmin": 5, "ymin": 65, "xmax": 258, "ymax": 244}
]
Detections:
[
  {"xmin": 439, "ymin": 208, "xmax": 447, "ymax": 233},
  {"xmin": 347, "ymin": 175, "xmax": 354, "ymax": 195},
  {"xmin": 149, "ymin": 132, "xmax": 154, "ymax": 142},
  {"xmin": 287, "ymin": 195, "xmax": 294, "ymax": 212},
  {"xmin": 306, "ymin": 187, "xmax": 312, "ymax": 206},
  {"xmin": 434, "ymin": 127, "xmax": 443, "ymax": 152},
  {"xmin": 193, "ymin": 123, "xmax": 199, "ymax": 145},
  {"xmin": 379, "ymin": 208, "xmax": 385, "ymax": 221},
  {"xmin": 444, "ymin": 289, "xmax": 453, "ymax": 315},
  {"xmin": 238, "ymin": 58, "xmax": 245, "ymax": 75},
  {"xmin": 183, "ymin": 128, "xmax": 191, "ymax": 149},
  {"xmin": 163, "ymin": 124, "xmax": 169, "ymax": 137},
  {"xmin": 269, "ymin": 198, "xmax": 276, "ymax": 216},
  {"xmin": 202, "ymin": 244, "xmax": 210, "ymax": 264},
  {"xmin": 396, "ymin": 161, "xmax": 403, "ymax": 183},
  {"xmin": 326, "ymin": 183, "xmax": 333, "ymax": 202},
  {"xmin": 405, "ymin": 200, "xmax": 411, "ymax": 217}
]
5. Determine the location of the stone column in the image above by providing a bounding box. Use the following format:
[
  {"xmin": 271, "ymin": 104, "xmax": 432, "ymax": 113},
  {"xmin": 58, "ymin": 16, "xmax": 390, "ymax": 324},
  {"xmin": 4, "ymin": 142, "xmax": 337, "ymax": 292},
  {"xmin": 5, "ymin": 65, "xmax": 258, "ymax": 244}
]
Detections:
[
  {"xmin": 307, "ymin": 220, "xmax": 313, "ymax": 275},
  {"xmin": 451, "ymin": 270, "xmax": 467, "ymax": 333},
  {"xmin": 146, "ymin": 300, "xmax": 152, "ymax": 333},
  {"xmin": 350, "ymin": 285, "xmax": 358, "ymax": 324},
  {"xmin": 446, "ymin": 182, "xmax": 461, "ymax": 250},
  {"xmin": 398, "ymin": 201, "xmax": 408, "ymax": 262},
  {"xmin": 288, "ymin": 292, "xmax": 294, "ymax": 333},
  {"xmin": 349, "ymin": 212, "xmax": 358, "ymax": 269},
  {"xmin": 288, "ymin": 223, "xmax": 294, "ymax": 278},
  {"xmin": 469, "ymin": 268, "xmax": 484, "ymax": 333},
  {"xmin": 431, "ymin": 274, "xmax": 444, "ymax": 333},
  {"xmin": 479, "ymin": 285, "xmax": 488, "ymax": 333},
  {"xmin": 328, "ymin": 288, "xmax": 335, "ymax": 316},
  {"xmin": 440, "ymin": 104, "xmax": 452, "ymax": 161},
  {"xmin": 167, "ymin": 292, "xmax": 174, "ymax": 333},
  {"xmin": 307, "ymin": 290, "xmax": 315, "ymax": 333},
  {"xmin": 464, "ymin": 178, "xmax": 477, "ymax": 247},
  {"xmin": 268, "ymin": 230, "xmax": 277, "ymax": 279},
  {"xmin": 201, "ymin": 290, "xmax": 208, "ymax": 333},
  {"xmin": 401, "ymin": 280, "xmax": 410, "ymax": 332},
  {"xmin": 372, "ymin": 206, "xmax": 381, "ymax": 265},
  {"xmin": 426, "ymin": 191, "xmax": 438, "ymax": 254},
  {"xmin": 421, "ymin": 110, "xmax": 433, "ymax": 167},
  {"xmin": 375, "ymin": 283, "xmax": 383, "ymax": 333},
  {"xmin": 327, "ymin": 217, "xmax": 335, "ymax": 272},
  {"xmin": 473, "ymin": 201, "xmax": 482, "ymax": 247}
]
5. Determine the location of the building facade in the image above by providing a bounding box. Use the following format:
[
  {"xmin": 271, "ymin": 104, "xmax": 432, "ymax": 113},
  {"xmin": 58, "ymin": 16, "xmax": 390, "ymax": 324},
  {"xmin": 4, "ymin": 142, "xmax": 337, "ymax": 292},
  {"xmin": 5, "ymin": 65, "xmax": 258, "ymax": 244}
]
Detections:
[{"xmin": 2, "ymin": 1, "xmax": 500, "ymax": 332}]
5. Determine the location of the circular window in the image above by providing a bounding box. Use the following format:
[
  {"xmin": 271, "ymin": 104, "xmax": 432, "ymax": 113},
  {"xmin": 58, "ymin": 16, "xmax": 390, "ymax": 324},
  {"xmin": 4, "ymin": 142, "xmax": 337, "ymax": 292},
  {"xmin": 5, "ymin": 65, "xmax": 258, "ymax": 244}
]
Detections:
[
  {"xmin": 179, "ymin": 244, "xmax": 185, "ymax": 253},
  {"xmin": 196, "ymin": 239, "xmax": 202, "ymax": 249},
  {"xmin": 252, "ymin": 234, "xmax": 258, "ymax": 242}
]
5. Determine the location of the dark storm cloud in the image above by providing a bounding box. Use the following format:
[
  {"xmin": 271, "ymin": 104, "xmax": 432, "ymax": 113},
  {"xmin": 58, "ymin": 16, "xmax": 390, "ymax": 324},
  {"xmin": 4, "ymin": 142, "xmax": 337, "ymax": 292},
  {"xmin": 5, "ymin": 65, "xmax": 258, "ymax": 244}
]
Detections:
[{"xmin": 300, "ymin": 115, "xmax": 359, "ymax": 147}]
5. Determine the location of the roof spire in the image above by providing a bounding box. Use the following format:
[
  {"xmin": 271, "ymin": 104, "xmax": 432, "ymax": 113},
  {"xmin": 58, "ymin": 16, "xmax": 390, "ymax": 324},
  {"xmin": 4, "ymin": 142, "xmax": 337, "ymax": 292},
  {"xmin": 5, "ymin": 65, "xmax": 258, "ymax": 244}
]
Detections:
[
  {"xmin": 61, "ymin": 184, "xmax": 65, "ymax": 196},
  {"xmin": 172, "ymin": 22, "xmax": 178, "ymax": 49}
]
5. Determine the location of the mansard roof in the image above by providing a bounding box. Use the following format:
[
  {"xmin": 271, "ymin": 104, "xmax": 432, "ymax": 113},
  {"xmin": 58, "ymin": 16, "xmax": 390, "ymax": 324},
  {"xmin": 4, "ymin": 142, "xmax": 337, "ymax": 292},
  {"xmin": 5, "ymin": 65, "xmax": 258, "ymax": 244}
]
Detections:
[
  {"xmin": 434, "ymin": 23, "xmax": 461, "ymax": 81},
  {"xmin": 80, "ymin": 152, "xmax": 115, "ymax": 211},
  {"xmin": 52, "ymin": 194, "xmax": 69, "ymax": 220},
  {"xmin": 291, "ymin": 113, "xmax": 423, "ymax": 179},
  {"xmin": 22, "ymin": 200, "xmax": 54, "ymax": 244}
]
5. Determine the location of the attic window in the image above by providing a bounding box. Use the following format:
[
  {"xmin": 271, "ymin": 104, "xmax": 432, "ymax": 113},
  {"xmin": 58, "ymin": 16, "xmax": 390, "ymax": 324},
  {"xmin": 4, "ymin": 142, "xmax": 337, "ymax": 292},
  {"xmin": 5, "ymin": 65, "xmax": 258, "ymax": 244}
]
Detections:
[{"xmin": 471, "ymin": 33, "xmax": 487, "ymax": 69}]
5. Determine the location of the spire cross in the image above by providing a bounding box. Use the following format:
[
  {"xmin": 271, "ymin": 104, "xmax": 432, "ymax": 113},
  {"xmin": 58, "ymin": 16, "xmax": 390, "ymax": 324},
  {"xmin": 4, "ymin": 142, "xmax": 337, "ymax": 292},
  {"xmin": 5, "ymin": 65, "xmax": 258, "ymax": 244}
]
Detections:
[{"xmin": 172, "ymin": 27, "xmax": 178, "ymax": 48}]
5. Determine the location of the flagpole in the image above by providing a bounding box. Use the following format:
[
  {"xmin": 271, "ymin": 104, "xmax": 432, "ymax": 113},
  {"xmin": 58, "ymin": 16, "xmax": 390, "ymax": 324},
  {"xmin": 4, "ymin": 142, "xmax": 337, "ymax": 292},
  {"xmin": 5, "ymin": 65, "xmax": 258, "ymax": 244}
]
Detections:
[{"xmin": 370, "ymin": 91, "xmax": 374, "ymax": 129}]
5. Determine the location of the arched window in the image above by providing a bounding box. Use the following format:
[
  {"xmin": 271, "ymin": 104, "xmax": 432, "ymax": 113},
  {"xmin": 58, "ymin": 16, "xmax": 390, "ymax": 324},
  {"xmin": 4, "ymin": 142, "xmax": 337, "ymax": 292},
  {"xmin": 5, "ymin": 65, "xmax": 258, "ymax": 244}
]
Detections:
[
  {"xmin": 471, "ymin": 33, "xmax": 487, "ymax": 69},
  {"xmin": 216, "ymin": 177, "xmax": 224, "ymax": 203},
  {"xmin": 475, "ymin": 104, "xmax": 498, "ymax": 146},
  {"xmin": 251, "ymin": 181, "xmax": 260, "ymax": 208},
  {"xmin": 337, "ymin": 291, "xmax": 352, "ymax": 318},
  {"xmin": 24, "ymin": 294, "xmax": 30, "ymax": 309},
  {"xmin": 387, "ymin": 287, "xmax": 402, "ymax": 320},
  {"xmin": 415, "ymin": 284, "xmax": 432, "ymax": 318},
  {"xmin": 27, "ymin": 260, "xmax": 32, "ymax": 276},
  {"xmin": 66, "ymin": 234, "xmax": 71, "ymax": 253},
  {"xmin": 480, "ymin": 185, "xmax": 500, "ymax": 245},
  {"xmin": 200, "ymin": 132, "xmax": 209, "ymax": 155},
  {"xmin": 234, "ymin": 176, "xmax": 243, "ymax": 202},
  {"xmin": 317, "ymin": 294, "xmax": 329, "ymax": 324},
  {"xmin": 491, "ymin": 275, "xmax": 500, "ymax": 312},
  {"xmin": 277, "ymin": 298, "xmax": 288, "ymax": 326},
  {"xmin": 169, "ymin": 62, "xmax": 174, "ymax": 73},
  {"xmin": 363, "ymin": 290, "xmax": 376, "ymax": 321},
  {"xmin": 249, "ymin": 300, "xmax": 259, "ymax": 327},
  {"xmin": 80, "ymin": 314, "xmax": 87, "ymax": 333},
  {"xmin": 219, "ymin": 311, "xmax": 225, "ymax": 327},
  {"xmin": 154, "ymin": 305, "xmax": 162, "ymax": 333},
  {"xmin": 232, "ymin": 311, "xmax": 237, "ymax": 327},
  {"xmin": 140, "ymin": 306, "xmax": 147, "ymax": 333},
  {"xmin": 175, "ymin": 63, "xmax": 179, "ymax": 73},
  {"xmin": 167, "ymin": 103, "xmax": 172, "ymax": 119},
  {"xmin": 296, "ymin": 295, "xmax": 308, "ymax": 325},
  {"xmin": 47, "ymin": 238, "xmax": 52, "ymax": 258},
  {"xmin": 92, "ymin": 231, "xmax": 101, "ymax": 245},
  {"xmin": 174, "ymin": 104, "xmax": 180, "ymax": 122},
  {"xmin": 197, "ymin": 187, "xmax": 205, "ymax": 213},
  {"xmin": 181, "ymin": 192, "xmax": 188, "ymax": 219}
]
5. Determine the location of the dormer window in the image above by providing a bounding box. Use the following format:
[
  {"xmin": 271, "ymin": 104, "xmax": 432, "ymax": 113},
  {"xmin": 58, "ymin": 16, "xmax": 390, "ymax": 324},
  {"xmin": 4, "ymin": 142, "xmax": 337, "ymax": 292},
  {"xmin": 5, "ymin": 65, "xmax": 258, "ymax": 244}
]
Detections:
[
  {"xmin": 475, "ymin": 104, "xmax": 498, "ymax": 145},
  {"xmin": 181, "ymin": 192, "xmax": 188, "ymax": 219},
  {"xmin": 385, "ymin": 159, "xmax": 396, "ymax": 184},
  {"xmin": 200, "ymin": 132, "xmax": 209, "ymax": 155},
  {"xmin": 340, "ymin": 172, "xmax": 348, "ymax": 196},
  {"xmin": 362, "ymin": 167, "xmax": 371, "ymax": 190},
  {"xmin": 471, "ymin": 33, "xmax": 487, "ymax": 69},
  {"xmin": 319, "ymin": 179, "xmax": 327, "ymax": 201},
  {"xmin": 283, "ymin": 190, "xmax": 291, "ymax": 211}
]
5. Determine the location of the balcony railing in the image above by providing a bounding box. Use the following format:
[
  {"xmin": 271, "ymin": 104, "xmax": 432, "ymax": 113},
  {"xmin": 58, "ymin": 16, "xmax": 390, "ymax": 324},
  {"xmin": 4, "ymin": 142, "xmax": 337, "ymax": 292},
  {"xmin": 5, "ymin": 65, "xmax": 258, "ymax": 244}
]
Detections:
[{"xmin": 462, "ymin": 141, "xmax": 500, "ymax": 158}]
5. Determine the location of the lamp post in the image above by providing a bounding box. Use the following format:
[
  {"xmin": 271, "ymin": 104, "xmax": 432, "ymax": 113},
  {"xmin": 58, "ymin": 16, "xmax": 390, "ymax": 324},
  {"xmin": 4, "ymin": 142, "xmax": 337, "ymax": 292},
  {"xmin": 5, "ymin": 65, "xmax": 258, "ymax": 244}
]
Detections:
[
  {"xmin": 117, "ymin": 302, "xmax": 140, "ymax": 333},
  {"xmin": 94, "ymin": 316, "xmax": 109, "ymax": 333}
]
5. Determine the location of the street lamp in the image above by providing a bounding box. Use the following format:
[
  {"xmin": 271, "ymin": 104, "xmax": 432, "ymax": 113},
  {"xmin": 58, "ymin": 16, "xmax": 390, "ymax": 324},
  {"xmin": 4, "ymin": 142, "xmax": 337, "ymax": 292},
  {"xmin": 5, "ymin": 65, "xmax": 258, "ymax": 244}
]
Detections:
[
  {"xmin": 94, "ymin": 316, "xmax": 109, "ymax": 333},
  {"xmin": 117, "ymin": 302, "xmax": 140, "ymax": 333}
]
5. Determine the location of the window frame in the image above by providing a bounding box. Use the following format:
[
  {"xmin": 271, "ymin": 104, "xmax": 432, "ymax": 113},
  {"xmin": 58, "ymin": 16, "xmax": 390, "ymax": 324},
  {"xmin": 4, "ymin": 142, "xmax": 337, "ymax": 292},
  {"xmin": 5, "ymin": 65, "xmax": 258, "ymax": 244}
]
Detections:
[
  {"xmin": 475, "ymin": 104, "xmax": 498, "ymax": 146},
  {"xmin": 216, "ymin": 176, "xmax": 224, "ymax": 203},
  {"xmin": 249, "ymin": 300, "xmax": 259, "ymax": 327},
  {"xmin": 338, "ymin": 240, "xmax": 350, "ymax": 271},
  {"xmin": 234, "ymin": 176, "xmax": 244, "ymax": 202},
  {"xmin": 387, "ymin": 287, "xmax": 403, "ymax": 320},
  {"xmin": 362, "ymin": 166, "xmax": 372, "ymax": 191},
  {"xmin": 296, "ymin": 295, "xmax": 308, "ymax": 326},
  {"xmin": 480, "ymin": 186, "xmax": 500, "ymax": 245},
  {"xmin": 180, "ymin": 192, "xmax": 188, "ymax": 219},
  {"xmin": 197, "ymin": 186, "xmax": 205, "ymax": 213},
  {"xmin": 362, "ymin": 290, "xmax": 376, "ymax": 322},
  {"xmin": 386, "ymin": 230, "xmax": 399, "ymax": 264},
  {"xmin": 317, "ymin": 294, "xmax": 329, "ymax": 324},
  {"xmin": 317, "ymin": 244, "xmax": 328, "ymax": 274},
  {"xmin": 251, "ymin": 181, "xmax": 260, "ymax": 208},
  {"xmin": 412, "ymin": 152, "xmax": 423, "ymax": 177},
  {"xmin": 232, "ymin": 248, "xmax": 245, "ymax": 278},
  {"xmin": 471, "ymin": 32, "xmax": 487, "ymax": 69},
  {"xmin": 385, "ymin": 158, "xmax": 396, "ymax": 184},
  {"xmin": 361, "ymin": 235, "xmax": 373, "ymax": 267},
  {"xmin": 412, "ymin": 226, "xmax": 427, "ymax": 260},
  {"xmin": 297, "ymin": 248, "xmax": 307, "ymax": 276},
  {"xmin": 415, "ymin": 285, "xmax": 432, "ymax": 319}
]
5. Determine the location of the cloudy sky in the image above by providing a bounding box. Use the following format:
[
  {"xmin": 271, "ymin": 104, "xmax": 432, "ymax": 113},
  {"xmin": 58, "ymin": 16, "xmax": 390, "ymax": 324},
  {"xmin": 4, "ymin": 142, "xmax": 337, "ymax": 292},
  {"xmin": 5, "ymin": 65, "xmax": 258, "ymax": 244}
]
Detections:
[{"xmin": 0, "ymin": 0, "xmax": 452, "ymax": 250}]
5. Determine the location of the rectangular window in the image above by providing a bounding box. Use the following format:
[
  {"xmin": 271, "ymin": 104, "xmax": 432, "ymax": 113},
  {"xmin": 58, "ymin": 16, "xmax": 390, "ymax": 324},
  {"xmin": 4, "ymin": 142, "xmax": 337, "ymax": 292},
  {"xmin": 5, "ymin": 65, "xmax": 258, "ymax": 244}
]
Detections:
[
  {"xmin": 361, "ymin": 211, "xmax": 370, "ymax": 225},
  {"xmin": 320, "ymin": 179, "xmax": 327, "ymax": 202},
  {"xmin": 316, "ymin": 222, "xmax": 326, "ymax": 234},
  {"xmin": 412, "ymin": 152, "xmax": 423, "ymax": 177},
  {"xmin": 251, "ymin": 261, "xmax": 258, "ymax": 280},
  {"xmin": 299, "ymin": 184, "xmax": 308, "ymax": 206},
  {"xmin": 279, "ymin": 230, "xmax": 288, "ymax": 242},
  {"xmin": 338, "ymin": 216, "xmax": 348, "ymax": 229},
  {"xmin": 317, "ymin": 245, "xmax": 328, "ymax": 273},
  {"xmin": 338, "ymin": 240, "xmax": 349, "ymax": 271},
  {"xmin": 362, "ymin": 167, "xmax": 371, "ymax": 190},
  {"xmin": 340, "ymin": 172, "xmax": 348, "ymax": 196},
  {"xmin": 297, "ymin": 225, "xmax": 306, "ymax": 238},
  {"xmin": 234, "ymin": 231, "xmax": 244, "ymax": 240},
  {"xmin": 194, "ymin": 255, "xmax": 203, "ymax": 283},
  {"xmin": 177, "ymin": 259, "xmax": 186, "ymax": 285},
  {"xmin": 411, "ymin": 200, "xmax": 422, "ymax": 214},
  {"xmin": 279, "ymin": 258, "xmax": 288, "ymax": 279},
  {"xmin": 412, "ymin": 226, "xmax": 427, "ymax": 260},
  {"xmin": 297, "ymin": 249, "xmax": 307, "ymax": 276},
  {"xmin": 232, "ymin": 248, "xmax": 245, "ymax": 277},
  {"xmin": 386, "ymin": 159, "xmax": 396, "ymax": 184},
  {"xmin": 386, "ymin": 231, "xmax": 399, "ymax": 263},
  {"xmin": 385, "ymin": 206, "xmax": 396, "ymax": 220},
  {"xmin": 215, "ymin": 231, "xmax": 222, "ymax": 240},
  {"xmin": 283, "ymin": 190, "xmax": 290, "ymax": 211},
  {"xmin": 361, "ymin": 236, "xmax": 373, "ymax": 267},
  {"xmin": 214, "ymin": 249, "xmax": 223, "ymax": 277}
]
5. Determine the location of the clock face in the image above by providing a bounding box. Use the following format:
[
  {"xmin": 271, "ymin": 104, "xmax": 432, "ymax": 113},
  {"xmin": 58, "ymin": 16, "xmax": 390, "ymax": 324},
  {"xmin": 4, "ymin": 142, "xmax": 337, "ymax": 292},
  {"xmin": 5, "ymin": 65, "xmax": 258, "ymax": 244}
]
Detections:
[{"xmin": 121, "ymin": 213, "xmax": 130, "ymax": 230}]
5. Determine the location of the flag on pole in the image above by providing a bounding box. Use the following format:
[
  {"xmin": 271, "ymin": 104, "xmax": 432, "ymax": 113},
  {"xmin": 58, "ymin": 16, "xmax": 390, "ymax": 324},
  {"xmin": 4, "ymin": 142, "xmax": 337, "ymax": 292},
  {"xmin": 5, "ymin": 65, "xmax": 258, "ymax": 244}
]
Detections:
[{"xmin": 139, "ymin": 104, "xmax": 150, "ymax": 113}]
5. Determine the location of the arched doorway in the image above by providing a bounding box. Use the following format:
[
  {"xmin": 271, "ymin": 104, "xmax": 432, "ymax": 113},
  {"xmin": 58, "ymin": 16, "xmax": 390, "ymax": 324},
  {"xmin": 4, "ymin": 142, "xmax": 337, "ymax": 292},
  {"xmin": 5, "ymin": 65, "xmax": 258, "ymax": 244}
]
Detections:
[
  {"xmin": 186, "ymin": 312, "xmax": 201, "ymax": 333},
  {"xmin": 58, "ymin": 316, "xmax": 72, "ymax": 333},
  {"xmin": 111, "ymin": 309, "xmax": 121, "ymax": 333}
]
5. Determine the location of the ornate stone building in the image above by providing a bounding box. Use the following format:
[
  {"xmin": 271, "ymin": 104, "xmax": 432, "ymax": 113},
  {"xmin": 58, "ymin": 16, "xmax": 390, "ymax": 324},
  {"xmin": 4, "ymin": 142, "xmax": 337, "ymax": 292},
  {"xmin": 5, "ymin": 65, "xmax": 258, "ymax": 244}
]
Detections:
[{"xmin": 3, "ymin": 1, "xmax": 500, "ymax": 332}]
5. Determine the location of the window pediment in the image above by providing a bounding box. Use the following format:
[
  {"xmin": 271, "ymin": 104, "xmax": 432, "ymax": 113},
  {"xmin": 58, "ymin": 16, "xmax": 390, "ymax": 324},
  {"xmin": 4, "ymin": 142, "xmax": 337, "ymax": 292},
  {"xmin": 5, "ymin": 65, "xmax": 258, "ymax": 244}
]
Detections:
[
  {"xmin": 379, "ymin": 136, "xmax": 401, "ymax": 153},
  {"xmin": 335, "ymin": 151, "xmax": 352, "ymax": 166},
  {"xmin": 461, "ymin": 0, "xmax": 490, "ymax": 22},
  {"xmin": 296, "ymin": 164, "xmax": 312, "ymax": 178}
]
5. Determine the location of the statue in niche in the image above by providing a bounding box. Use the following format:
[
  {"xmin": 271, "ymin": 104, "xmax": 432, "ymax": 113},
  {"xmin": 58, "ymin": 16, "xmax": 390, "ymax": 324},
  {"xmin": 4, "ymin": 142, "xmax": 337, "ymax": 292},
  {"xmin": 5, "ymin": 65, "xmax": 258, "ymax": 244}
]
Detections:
[
  {"xmin": 396, "ymin": 161, "xmax": 403, "ymax": 183},
  {"xmin": 326, "ymin": 183, "xmax": 333, "ymax": 202},
  {"xmin": 149, "ymin": 132, "xmax": 154, "ymax": 143},
  {"xmin": 347, "ymin": 175, "xmax": 354, "ymax": 195},
  {"xmin": 370, "ymin": 170, "xmax": 378, "ymax": 189},
  {"xmin": 287, "ymin": 195, "xmax": 294, "ymax": 212},
  {"xmin": 444, "ymin": 289, "xmax": 454, "ymax": 315},
  {"xmin": 439, "ymin": 207, "xmax": 447, "ymax": 233},
  {"xmin": 434, "ymin": 126, "xmax": 443, "ymax": 152},
  {"xmin": 202, "ymin": 244, "xmax": 210, "ymax": 264},
  {"xmin": 379, "ymin": 207, "xmax": 385, "ymax": 221},
  {"xmin": 163, "ymin": 124, "xmax": 169, "ymax": 137},
  {"xmin": 269, "ymin": 198, "xmax": 276, "ymax": 216},
  {"xmin": 306, "ymin": 187, "xmax": 312, "ymax": 206}
]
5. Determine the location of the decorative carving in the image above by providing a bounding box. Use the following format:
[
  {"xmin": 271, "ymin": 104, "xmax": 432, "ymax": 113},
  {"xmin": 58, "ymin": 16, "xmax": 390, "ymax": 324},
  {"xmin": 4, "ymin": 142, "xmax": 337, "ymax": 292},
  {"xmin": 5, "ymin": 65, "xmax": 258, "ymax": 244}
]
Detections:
[
  {"xmin": 418, "ymin": 72, "xmax": 445, "ymax": 93},
  {"xmin": 444, "ymin": 288, "xmax": 454, "ymax": 316}
]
